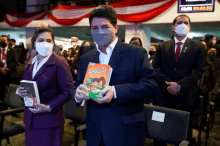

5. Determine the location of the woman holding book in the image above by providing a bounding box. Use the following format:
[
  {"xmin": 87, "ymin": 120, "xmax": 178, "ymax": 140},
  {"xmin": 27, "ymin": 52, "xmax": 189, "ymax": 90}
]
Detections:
[{"xmin": 16, "ymin": 27, "xmax": 74, "ymax": 146}]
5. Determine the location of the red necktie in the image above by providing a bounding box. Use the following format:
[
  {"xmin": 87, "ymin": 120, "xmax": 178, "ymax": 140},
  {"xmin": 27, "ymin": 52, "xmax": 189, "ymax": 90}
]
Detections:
[
  {"xmin": 175, "ymin": 42, "xmax": 182, "ymax": 63},
  {"xmin": 1, "ymin": 48, "xmax": 6, "ymax": 67}
]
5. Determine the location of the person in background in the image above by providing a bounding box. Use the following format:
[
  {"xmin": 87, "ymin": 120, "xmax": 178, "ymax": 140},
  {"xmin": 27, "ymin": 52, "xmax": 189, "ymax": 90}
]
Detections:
[
  {"xmin": 59, "ymin": 45, "xmax": 63, "ymax": 56},
  {"xmin": 69, "ymin": 37, "xmax": 80, "ymax": 59},
  {"xmin": 71, "ymin": 5, "xmax": 157, "ymax": 146},
  {"xmin": 71, "ymin": 40, "xmax": 91, "ymax": 81},
  {"xmin": 149, "ymin": 45, "xmax": 157, "ymax": 64},
  {"xmin": 153, "ymin": 14, "xmax": 206, "ymax": 145},
  {"xmin": 0, "ymin": 35, "xmax": 19, "ymax": 102},
  {"xmin": 18, "ymin": 42, "xmax": 27, "ymax": 64},
  {"xmin": 62, "ymin": 50, "xmax": 68, "ymax": 59},
  {"xmin": 198, "ymin": 40, "xmax": 215, "ymax": 131},
  {"xmin": 129, "ymin": 36, "xmax": 143, "ymax": 47},
  {"xmin": 27, "ymin": 23, "xmax": 60, "ymax": 61},
  {"xmin": 16, "ymin": 27, "xmax": 73, "ymax": 146}
]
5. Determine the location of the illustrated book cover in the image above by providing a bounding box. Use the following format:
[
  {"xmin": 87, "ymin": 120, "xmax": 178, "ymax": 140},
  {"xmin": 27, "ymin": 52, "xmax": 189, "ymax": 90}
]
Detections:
[
  {"xmin": 82, "ymin": 62, "xmax": 113, "ymax": 99},
  {"xmin": 20, "ymin": 80, "xmax": 40, "ymax": 108}
]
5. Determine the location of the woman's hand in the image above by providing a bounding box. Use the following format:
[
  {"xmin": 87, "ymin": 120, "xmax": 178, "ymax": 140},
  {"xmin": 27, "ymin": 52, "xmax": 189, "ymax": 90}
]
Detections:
[
  {"xmin": 16, "ymin": 87, "xmax": 28, "ymax": 98},
  {"xmin": 29, "ymin": 104, "xmax": 49, "ymax": 113}
]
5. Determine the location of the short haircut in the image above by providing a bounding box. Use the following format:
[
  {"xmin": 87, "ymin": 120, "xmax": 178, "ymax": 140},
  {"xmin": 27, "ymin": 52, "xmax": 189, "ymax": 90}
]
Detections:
[
  {"xmin": 1, "ymin": 35, "xmax": 10, "ymax": 41},
  {"xmin": 129, "ymin": 36, "xmax": 143, "ymax": 47},
  {"xmin": 10, "ymin": 39, "xmax": 16, "ymax": 43},
  {"xmin": 89, "ymin": 5, "xmax": 117, "ymax": 27},
  {"xmin": 31, "ymin": 27, "xmax": 55, "ymax": 49},
  {"xmin": 172, "ymin": 14, "xmax": 191, "ymax": 25},
  {"xmin": 151, "ymin": 44, "xmax": 158, "ymax": 48}
]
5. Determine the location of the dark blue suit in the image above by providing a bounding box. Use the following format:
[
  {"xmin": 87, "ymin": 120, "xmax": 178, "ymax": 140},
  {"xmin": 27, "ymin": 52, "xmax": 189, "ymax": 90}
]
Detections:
[{"xmin": 71, "ymin": 40, "xmax": 158, "ymax": 146}]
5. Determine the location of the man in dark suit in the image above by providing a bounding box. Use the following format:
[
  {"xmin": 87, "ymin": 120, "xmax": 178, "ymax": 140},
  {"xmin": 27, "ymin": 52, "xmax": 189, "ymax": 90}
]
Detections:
[
  {"xmin": 71, "ymin": 6, "xmax": 158, "ymax": 146},
  {"xmin": 153, "ymin": 14, "xmax": 206, "ymax": 145},
  {"xmin": 0, "ymin": 35, "xmax": 19, "ymax": 101}
]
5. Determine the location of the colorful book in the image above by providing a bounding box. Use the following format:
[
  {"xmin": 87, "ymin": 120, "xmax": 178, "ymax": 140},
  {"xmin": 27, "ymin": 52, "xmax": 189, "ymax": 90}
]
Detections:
[
  {"xmin": 20, "ymin": 80, "xmax": 40, "ymax": 108},
  {"xmin": 82, "ymin": 62, "xmax": 113, "ymax": 99}
]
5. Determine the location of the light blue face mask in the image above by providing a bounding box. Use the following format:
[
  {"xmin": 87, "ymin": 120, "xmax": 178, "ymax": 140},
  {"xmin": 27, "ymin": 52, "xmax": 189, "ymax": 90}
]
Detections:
[{"xmin": 92, "ymin": 28, "xmax": 113, "ymax": 47}]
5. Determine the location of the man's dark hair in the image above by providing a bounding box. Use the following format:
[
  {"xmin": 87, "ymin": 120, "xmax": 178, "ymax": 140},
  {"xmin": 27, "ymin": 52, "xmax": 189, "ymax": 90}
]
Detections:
[
  {"xmin": 31, "ymin": 27, "xmax": 55, "ymax": 49},
  {"xmin": 1, "ymin": 35, "xmax": 10, "ymax": 41},
  {"xmin": 129, "ymin": 36, "xmax": 143, "ymax": 47},
  {"xmin": 10, "ymin": 39, "xmax": 16, "ymax": 43},
  {"xmin": 172, "ymin": 14, "xmax": 191, "ymax": 25},
  {"xmin": 89, "ymin": 5, "xmax": 117, "ymax": 27}
]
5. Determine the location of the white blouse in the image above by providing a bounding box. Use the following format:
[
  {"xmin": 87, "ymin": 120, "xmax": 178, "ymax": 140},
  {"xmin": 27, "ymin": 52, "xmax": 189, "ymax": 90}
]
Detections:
[{"xmin": 32, "ymin": 53, "xmax": 53, "ymax": 79}]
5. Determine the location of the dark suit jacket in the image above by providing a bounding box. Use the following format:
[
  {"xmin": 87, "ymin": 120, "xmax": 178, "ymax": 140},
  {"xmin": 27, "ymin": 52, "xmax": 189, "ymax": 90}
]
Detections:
[
  {"xmin": 81, "ymin": 44, "xmax": 96, "ymax": 55},
  {"xmin": 71, "ymin": 40, "xmax": 158, "ymax": 146},
  {"xmin": 69, "ymin": 45, "xmax": 81, "ymax": 58},
  {"xmin": 153, "ymin": 38, "xmax": 206, "ymax": 112},
  {"xmin": 0, "ymin": 47, "xmax": 19, "ymax": 79},
  {"xmin": 23, "ymin": 53, "xmax": 73, "ymax": 129}
]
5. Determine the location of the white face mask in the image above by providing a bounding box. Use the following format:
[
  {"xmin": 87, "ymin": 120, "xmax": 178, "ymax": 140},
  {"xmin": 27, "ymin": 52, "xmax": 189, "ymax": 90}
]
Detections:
[
  {"xmin": 213, "ymin": 40, "xmax": 217, "ymax": 45},
  {"xmin": 35, "ymin": 42, "xmax": 53, "ymax": 57},
  {"xmin": 175, "ymin": 23, "xmax": 190, "ymax": 37},
  {"xmin": 72, "ymin": 42, "xmax": 77, "ymax": 48}
]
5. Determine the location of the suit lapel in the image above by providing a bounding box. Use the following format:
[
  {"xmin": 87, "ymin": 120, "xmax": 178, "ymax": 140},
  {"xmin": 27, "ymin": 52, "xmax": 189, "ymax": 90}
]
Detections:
[
  {"xmin": 108, "ymin": 40, "xmax": 124, "ymax": 71},
  {"xmin": 90, "ymin": 48, "xmax": 100, "ymax": 63},
  {"xmin": 33, "ymin": 53, "xmax": 56, "ymax": 81},
  {"xmin": 167, "ymin": 40, "xmax": 176, "ymax": 63}
]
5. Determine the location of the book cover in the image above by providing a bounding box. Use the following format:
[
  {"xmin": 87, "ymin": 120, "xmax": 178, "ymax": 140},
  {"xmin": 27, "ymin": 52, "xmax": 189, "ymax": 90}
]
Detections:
[
  {"xmin": 20, "ymin": 80, "xmax": 40, "ymax": 108},
  {"xmin": 82, "ymin": 62, "xmax": 112, "ymax": 99}
]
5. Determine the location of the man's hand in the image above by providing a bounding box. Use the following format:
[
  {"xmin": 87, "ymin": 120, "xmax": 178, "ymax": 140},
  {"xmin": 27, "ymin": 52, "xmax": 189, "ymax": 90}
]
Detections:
[
  {"xmin": 166, "ymin": 81, "xmax": 180, "ymax": 95},
  {"xmin": 208, "ymin": 48, "xmax": 217, "ymax": 55},
  {"xmin": 92, "ymin": 86, "xmax": 114, "ymax": 104},
  {"xmin": 75, "ymin": 84, "xmax": 90, "ymax": 102},
  {"xmin": 29, "ymin": 104, "xmax": 49, "ymax": 113},
  {"xmin": 0, "ymin": 67, "xmax": 6, "ymax": 75},
  {"xmin": 70, "ymin": 57, "xmax": 74, "ymax": 61}
]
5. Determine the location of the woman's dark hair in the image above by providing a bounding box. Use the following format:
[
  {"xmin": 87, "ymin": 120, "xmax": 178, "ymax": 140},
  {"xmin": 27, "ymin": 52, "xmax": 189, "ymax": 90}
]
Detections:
[
  {"xmin": 129, "ymin": 36, "xmax": 143, "ymax": 47},
  {"xmin": 31, "ymin": 27, "xmax": 55, "ymax": 49},
  {"xmin": 89, "ymin": 5, "xmax": 117, "ymax": 27}
]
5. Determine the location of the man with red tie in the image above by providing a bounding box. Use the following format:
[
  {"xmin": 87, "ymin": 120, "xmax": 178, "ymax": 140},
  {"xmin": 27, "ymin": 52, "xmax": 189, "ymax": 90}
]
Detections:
[
  {"xmin": 153, "ymin": 15, "xmax": 206, "ymax": 145},
  {"xmin": 0, "ymin": 35, "xmax": 18, "ymax": 102}
]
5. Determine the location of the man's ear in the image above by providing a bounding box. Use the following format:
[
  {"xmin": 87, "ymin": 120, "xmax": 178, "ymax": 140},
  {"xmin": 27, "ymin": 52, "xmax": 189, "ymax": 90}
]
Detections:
[
  {"xmin": 114, "ymin": 24, "xmax": 119, "ymax": 33},
  {"xmin": 171, "ymin": 25, "xmax": 175, "ymax": 31}
]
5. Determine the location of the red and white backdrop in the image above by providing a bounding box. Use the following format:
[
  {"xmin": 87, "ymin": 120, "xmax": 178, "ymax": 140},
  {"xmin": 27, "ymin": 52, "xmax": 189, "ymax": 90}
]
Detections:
[{"xmin": 4, "ymin": 0, "xmax": 188, "ymax": 27}]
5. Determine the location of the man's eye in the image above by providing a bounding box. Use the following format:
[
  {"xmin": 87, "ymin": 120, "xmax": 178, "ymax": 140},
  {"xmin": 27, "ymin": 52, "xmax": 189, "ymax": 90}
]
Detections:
[{"xmin": 184, "ymin": 22, "xmax": 189, "ymax": 25}]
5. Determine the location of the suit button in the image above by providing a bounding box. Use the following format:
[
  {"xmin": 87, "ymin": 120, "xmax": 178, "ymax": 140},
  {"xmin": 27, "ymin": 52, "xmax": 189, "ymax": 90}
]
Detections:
[{"xmin": 174, "ymin": 68, "xmax": 177, "ymax": 71}]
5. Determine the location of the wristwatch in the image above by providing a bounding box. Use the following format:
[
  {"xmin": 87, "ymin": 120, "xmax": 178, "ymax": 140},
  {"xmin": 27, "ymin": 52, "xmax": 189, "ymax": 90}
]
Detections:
[{"xmin": 47, "ymin": 105, "xmax": 52, "ymax": 112}]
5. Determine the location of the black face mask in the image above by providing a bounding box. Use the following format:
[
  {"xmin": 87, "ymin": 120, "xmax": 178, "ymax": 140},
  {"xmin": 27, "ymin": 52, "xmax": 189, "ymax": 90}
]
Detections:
[
  {"xmin": 131, "ymin": 42, "xmax": 140, "ymax": 46},
  {"xmin": 149, "ymin": 51, "xmax": 155, "ymax": 56},
  {"xmin": 0, "ymin": 41, "xmax": 7, "ymax": 48},
  {"xmin": 60, "ymin": 48, "xmax": 63, "ymax": 51}
]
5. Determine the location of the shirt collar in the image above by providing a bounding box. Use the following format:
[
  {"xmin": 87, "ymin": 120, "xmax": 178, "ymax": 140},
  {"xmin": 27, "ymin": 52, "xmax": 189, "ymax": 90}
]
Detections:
[
  {"xmin": 32, "ymin": 52, "xmax": 53, "ymax": 64},
  {"xmin": 96, "ymin": 37, "xmax": 118, "ymax": 55},
  {"xmin": 174, "ymin": 36, "xmax": 187, "ymax": 44}
]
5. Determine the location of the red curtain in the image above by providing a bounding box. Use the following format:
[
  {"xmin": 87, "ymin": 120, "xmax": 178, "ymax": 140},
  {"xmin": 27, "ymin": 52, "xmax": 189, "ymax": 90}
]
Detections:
[
  {"xmin": 114, "ymin": 0, "xmax": 176, "ymax": 23},
  {"xmin": 4, "ymin": 11, "xmax": 47, "ymax": 27},
  {"xmin": 4, "ymin": 0, "xmax": 177, "ymax": 27}
]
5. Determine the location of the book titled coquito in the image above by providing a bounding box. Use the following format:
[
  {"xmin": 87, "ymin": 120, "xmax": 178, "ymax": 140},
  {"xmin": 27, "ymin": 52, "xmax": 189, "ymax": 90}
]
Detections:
[
  {"xmin": 82, "ymin": 62, "xmax": 113, "ymax": 99},
  {"xmin": 20, "ymin": 80, "xmax": 40, "ymax": 108}
]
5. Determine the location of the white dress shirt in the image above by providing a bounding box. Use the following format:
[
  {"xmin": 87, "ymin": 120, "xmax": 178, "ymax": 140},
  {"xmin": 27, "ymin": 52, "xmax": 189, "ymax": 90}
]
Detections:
[
  {"xmin": 1, "ymin": 46, "xmax": 8, "ymax": 67},
  {"xmin": 174, "ymin": 36, "xmax": 188, "ymax": 53},
  {"xmin": 32, "ymin": 53, "xmax": 53, "ymax": 79}
]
